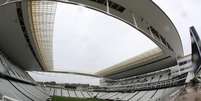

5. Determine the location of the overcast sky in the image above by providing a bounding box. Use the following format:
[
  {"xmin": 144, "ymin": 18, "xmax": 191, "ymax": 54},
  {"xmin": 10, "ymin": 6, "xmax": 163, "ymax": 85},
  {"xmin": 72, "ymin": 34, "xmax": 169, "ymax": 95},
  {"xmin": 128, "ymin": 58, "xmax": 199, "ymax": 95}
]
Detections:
[
  {"xmin": 29, "ymin": 0, "xmax": 201, "ymax": 85},
  {"xmin": 154, "ymin": 0, "xmax": 201, "ymax": 55},
  {"xmin": 53, "ymin": 3, "xmax": 157, "ymax": 74},
  {"xmin": 28, "ymin": 72, "xmax": 100, "ymax": 85}
]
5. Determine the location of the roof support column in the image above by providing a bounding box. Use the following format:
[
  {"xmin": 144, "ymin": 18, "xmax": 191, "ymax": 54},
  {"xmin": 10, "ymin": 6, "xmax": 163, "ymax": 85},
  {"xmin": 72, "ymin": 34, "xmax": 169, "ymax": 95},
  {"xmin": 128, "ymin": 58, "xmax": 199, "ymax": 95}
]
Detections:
[
  {"xmin": 106, "ymin": 0, "xmax": 110, "ymax": 14},
  {"xmin": 131, "ymin": 12, "xmax": 138, "ymax": 28}
]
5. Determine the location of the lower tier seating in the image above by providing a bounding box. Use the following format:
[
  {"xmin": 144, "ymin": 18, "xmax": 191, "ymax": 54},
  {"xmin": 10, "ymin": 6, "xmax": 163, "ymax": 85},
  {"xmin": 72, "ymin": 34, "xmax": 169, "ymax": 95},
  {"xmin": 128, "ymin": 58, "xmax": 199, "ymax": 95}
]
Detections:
[
  {"xmin": 46, "ymin": 86, "xmax": 183, "ymax": 101},
  {"xmin": 0, "ymin": 53, "xmax": 50, "ymax": 101},
  {"xmin": 0, "ymin": 51, "xmax": 189, "ymax": 101}
]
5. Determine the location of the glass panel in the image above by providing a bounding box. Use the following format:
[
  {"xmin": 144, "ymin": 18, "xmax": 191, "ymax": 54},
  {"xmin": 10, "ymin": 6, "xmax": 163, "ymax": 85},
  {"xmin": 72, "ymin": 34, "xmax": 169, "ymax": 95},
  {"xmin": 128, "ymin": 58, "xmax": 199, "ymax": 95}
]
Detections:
[{"xmin": 31, "ymin": 1, "xmax": 57, "ymax": 70}]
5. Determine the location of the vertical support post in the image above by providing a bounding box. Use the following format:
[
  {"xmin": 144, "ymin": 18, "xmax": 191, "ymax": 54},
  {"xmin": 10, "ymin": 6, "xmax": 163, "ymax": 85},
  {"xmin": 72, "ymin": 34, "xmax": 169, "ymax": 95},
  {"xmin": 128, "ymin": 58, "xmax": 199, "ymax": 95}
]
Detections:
[
  {"xmin": 132, "ymin": 12, "xmax": 138, "ymax": 28},
  {"xmin": 148, "ymin": 25, "xmax": 155, "ymax": 39},
  {"xmin": 179, "ymin": 67, "xmax": 181, "ymax": 75},
  {"xmin": 106, "ymin": 0, "xmax": 110, "ymax": 14}
]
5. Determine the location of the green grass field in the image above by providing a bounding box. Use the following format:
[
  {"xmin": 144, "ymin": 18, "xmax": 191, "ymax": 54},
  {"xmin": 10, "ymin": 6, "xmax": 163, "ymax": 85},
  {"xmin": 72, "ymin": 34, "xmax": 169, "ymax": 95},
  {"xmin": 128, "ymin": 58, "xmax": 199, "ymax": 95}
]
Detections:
[{"xmin": 52, "ymin": 96, "xmax": 106, "ymax": 101}]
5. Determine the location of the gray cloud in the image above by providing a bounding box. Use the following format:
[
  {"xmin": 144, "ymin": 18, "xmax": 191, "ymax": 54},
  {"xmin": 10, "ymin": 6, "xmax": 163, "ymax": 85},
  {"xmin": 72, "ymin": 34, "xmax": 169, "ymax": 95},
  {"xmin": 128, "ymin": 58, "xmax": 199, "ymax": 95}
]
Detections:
[
  {"xmin": 53, "ymin": 3, "xmax": 157, "ymax": 74},
  {"xmin": 154, "ymin": 0, "xmax": 201, "ymax": 55}
]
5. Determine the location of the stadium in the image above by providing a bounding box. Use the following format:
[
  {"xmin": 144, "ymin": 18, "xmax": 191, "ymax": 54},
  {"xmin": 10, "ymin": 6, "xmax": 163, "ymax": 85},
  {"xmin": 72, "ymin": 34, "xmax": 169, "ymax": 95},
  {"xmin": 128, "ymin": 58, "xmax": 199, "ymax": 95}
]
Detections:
[{"xmin": 0, "ymin": 0, "xmax": 200, "ymax": 101}]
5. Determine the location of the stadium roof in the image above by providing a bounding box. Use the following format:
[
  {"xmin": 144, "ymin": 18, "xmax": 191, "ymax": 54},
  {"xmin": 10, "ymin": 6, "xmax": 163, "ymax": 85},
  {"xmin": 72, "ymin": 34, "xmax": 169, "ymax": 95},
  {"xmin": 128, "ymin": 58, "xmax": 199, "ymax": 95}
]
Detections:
[{"xmin": 0, "ymin": 0, "xmax": 183, "ymax": 76}]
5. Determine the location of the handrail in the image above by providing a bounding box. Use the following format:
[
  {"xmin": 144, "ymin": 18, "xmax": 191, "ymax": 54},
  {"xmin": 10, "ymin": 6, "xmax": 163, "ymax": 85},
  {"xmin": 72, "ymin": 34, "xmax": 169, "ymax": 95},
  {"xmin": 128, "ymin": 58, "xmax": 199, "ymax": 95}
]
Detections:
[
  {"xmin": 0, "ymin": 0, "xmax": 22, "ymax": 7},
  {"xmin": 0, "ymin": 72, "xmax": 36, "ymax": 86}
]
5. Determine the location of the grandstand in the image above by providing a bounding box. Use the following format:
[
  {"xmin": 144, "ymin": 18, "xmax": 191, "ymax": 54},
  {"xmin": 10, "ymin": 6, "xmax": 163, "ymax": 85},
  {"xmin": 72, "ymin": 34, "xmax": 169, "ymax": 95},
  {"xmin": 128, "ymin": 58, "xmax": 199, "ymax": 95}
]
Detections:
[{"xmin": 0, "ymin": 0, "xmax": 200, "ymax": 101}]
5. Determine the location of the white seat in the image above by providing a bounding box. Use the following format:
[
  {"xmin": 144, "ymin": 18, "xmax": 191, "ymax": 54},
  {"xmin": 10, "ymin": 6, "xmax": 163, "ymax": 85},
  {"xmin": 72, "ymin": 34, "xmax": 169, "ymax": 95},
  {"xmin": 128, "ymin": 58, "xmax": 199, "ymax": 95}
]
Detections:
[
  {"xmin": 68, "ymin": 90, "xmax": 77, "ymax": 97},
  {"xmin": 75, "ymin": 91, "xmax": 83, "ymax": 98},
  {"xmin": 139, "ymin": 90, "xmax": 156, "ymax": 101},
  {"xmin": 82, "ymin": 91, "xmax": 91, "ymax": 98},
  {"xmin": 129, "ymin": 91, "xmax": 146, "ymax": 101},
  {"xmin": 62, "ymin": 89, "xmax": 69, "ymax": 97}
]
